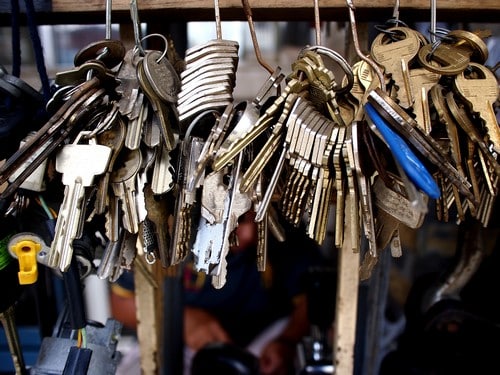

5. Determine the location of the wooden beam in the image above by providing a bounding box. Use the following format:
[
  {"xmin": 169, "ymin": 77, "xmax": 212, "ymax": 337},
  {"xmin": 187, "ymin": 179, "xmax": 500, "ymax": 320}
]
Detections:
[{"xmin": 1, "ymin": 0, "xmax": 498, "ymax": 24}]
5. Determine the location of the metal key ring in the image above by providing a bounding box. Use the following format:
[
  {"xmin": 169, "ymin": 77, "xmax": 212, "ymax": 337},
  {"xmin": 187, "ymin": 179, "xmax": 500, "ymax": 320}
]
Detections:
[
  {"xmin": 299, "ymin": 45, "xmax": 354, "ymax": 95},
  {"xmin": 135, "ymin": 33, "xmax": 169, "ymax": 63}
]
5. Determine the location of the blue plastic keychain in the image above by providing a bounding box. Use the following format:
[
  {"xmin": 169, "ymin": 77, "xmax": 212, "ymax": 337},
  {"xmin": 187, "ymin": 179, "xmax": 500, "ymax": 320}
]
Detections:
[{"xmin": 364, "ymin": 102, "xmax": 441, "ymax": 199}]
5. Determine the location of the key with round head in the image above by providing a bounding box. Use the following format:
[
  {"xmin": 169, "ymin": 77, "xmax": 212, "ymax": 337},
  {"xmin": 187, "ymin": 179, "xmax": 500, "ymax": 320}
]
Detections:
[
  {"xmin": 371, "ymin": 26, "xmax": 421, "ymax": 109},
  {"xmin": 453, "ymin": 62, "xmax": 500, "ymax": 154}
]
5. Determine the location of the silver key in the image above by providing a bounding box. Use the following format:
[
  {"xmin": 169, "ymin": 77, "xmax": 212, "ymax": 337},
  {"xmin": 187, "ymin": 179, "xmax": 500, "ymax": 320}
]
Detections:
[
  {"xmin": 151, "ymin": 143, "xmax": 174, "ymax": 195},
  {"xmin": 48, "ymin": 133, "xmax": 112, "ymax": 272}
]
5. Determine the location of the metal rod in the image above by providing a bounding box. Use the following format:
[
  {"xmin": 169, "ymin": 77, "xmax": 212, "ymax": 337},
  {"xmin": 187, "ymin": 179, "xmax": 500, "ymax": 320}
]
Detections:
[
  {"xmin": 214, "ymin": 0, "xmax": 222, "ymax": 39},
  {"xmin": 105, "ymin": 0, "xmax": 112, "ymax": 39},
  {"xmin": 314, "ymin": 0, "xmax": 321, "ymax": 45},
  {"xmin": 242, "ymin": 0, "xmax": 274, "ymax": 74},
  {"xmin": 430, "ymin": 0, "xmax": 437, "ymax": 43}
]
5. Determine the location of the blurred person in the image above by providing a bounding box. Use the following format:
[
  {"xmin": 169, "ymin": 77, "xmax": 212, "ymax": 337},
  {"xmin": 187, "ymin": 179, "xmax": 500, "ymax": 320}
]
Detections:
[{"xmin": 111, "ymin": 210, "xmax": 323, "ymax": 375}]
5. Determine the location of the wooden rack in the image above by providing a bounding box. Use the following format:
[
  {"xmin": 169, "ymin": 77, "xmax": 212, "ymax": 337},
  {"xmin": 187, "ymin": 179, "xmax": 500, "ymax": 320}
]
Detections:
[{"xmin": 1, "ymin": 0, "xmax": 499, "ymax": 24}]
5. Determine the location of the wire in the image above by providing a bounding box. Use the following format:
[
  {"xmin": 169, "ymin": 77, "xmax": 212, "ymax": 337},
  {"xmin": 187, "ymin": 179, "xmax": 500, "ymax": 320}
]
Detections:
[
  {"xmin": 37, "ymin": 195, "xmax": 54, "ymax": 219},
  {"xmin": 81, "ymin": 328, "xmax": 87, "ymax": 348}
]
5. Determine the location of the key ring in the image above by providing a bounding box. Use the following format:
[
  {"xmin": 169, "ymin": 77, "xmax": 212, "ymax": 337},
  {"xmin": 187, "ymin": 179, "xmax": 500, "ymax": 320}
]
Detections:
[
  {"xmin": 135, "ymin": 33, "xmax": 169, "ymax": 63},
  {"xmin": 299, "ymin": 45, "xmax": 354, "ymax": 95}
]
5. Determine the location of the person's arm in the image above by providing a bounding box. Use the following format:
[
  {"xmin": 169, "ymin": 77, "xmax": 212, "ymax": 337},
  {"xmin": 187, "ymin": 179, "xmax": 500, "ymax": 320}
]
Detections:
[
  {"xmin": 184, "ymin": 306, "xmax": 232, "ymax": 351},
  {"xmin": 259, "ymin": 294, "xmax": 310, "ymax": 375}
]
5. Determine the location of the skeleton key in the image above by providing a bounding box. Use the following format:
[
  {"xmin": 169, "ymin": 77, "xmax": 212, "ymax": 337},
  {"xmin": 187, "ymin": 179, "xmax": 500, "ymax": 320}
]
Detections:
[
  {"xmin": 110, "ymin": 149, "xmax": 142, "ymax": 234},
  {"xmin": 144, "ymin": 184, "xmax": 172, "ymax": 267},
  {"xmin": 453, "ymin": 62, "xmax": 500, "ymax": 154},
  {"xmin": 94, "ymin": 117, "xmax": 126, "ymax": 215},
  {"xmin": 371, "ymin": 27, "xmax": 421, "ymax": 109},
  {"xmin": 48, "ymin": 133, "xmax": 112, "ymax": 272}
]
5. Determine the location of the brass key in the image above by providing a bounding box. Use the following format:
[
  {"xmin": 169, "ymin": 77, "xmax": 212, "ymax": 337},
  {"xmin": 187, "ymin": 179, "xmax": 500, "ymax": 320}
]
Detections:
[{"xmin": 453, "ymin": 62, "xmax": 500, "ymax": 154}]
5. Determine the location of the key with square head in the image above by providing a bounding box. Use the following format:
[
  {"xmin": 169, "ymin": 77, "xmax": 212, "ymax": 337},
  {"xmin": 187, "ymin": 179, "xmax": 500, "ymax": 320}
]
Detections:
[
  {"xmin": 48, "ymin": 133, "xmax": 112, "ymax": 272},
  {"xmin": 110, "ymin": 148, "xmax": 142, "ymax": 234},
  {"xmin": 453, "ymin": 62, "xmax": 500, "ymax": 154},
  {"xmin": 370, "ymin": 26, "xmax": 422, "ymax": 109}
]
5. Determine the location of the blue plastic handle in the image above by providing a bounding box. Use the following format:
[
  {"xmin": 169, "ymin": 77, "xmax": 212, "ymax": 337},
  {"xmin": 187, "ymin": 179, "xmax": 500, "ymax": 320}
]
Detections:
[{"xmin": 364, "ymin": 102, "xmax": 441, "ymax": 199}]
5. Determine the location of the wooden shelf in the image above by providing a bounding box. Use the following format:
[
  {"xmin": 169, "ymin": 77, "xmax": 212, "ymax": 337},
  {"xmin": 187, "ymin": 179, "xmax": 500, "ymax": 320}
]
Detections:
[{"xmin": 1, "ymin": 0, "xmax": 499, "ymax": 24}]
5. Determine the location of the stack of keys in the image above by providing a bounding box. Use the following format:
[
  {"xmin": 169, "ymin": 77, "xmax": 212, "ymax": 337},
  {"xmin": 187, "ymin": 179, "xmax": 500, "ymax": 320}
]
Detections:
[{"xmin": 176, "ymin": 0, "xmax": 239, "ymax": 124}]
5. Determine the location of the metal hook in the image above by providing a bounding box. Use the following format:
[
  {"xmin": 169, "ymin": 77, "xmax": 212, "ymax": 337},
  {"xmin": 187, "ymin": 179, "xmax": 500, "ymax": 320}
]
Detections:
[
  {"xmin": 214, "ymin": 0, "xmax": 222, "ymax": 39},
  {"xmin": 313, "ymin": 0, "xmax": 321, "ymax": 45},
  {"xmin": 392, "ymin": 0, "xmax": 400, "ymax": 22},
  {"xmin": 241, "ymin": 0, "xmax": 274, "ymax": 74},
  {"xmin": 130, "ymin": 0, "xmax": 146, "ymax": 56},
  {"xmin": 105, "ymin": 0, "xmax": 112, "ymax": 40},
  {"xmin": 430, "ymin": 0, "xmax": 436, "ymax": 43},
  {"xmin": 346, "ymin": 0, "xmax": 386, "ymax": 92}
]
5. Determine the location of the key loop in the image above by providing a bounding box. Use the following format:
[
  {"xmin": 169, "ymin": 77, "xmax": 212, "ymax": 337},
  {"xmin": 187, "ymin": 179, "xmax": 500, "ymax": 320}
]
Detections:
[
  {"xmin": 137, "ymin": 33, "xmax": 169, "ymax": 63},
  {"xmin": 299, "ymin": 45, "xmax": 354, "ymax": 94},
  {"xmin": 145, "ymin": 251, "xmax": 156, "ymax": 265},
  {"xmin": 184, "ymin": 109, "xmax": 221, "ymax": 141}
]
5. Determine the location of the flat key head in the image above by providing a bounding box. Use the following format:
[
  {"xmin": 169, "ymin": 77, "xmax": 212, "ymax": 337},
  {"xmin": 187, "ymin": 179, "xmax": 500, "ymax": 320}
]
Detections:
[
  {"xmin": 417, "ymin": 43, "xmax": 470, "ymax": 76},
  {"xmin": 74, "ymin": 39, "xmax": 126, "ymax": 69},
  {"xmin": 56, "ymin": 144, "xmax": 112, "ymax": 186},
  {"xmin": 143, "ymin": 50, "xmax": 181, "ymax": 104},
  {"xmin": 371, "ymin": 27, "xmax": 421, "ymax": 68}
]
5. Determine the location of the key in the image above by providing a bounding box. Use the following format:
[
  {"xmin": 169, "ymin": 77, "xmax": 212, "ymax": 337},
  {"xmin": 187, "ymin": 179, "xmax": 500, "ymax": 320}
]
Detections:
[
  {"xmin": 151, "ymin": 143, "xmax": 174, "ymax": 195},
  {"xmin": 116, "ymin": 48, "xmax": 143, "ymax": 120},
  {"xmin": 453, "ymin": 62, "xmax": 500, "ymax": 154},
  {"xmin": 408, "ymin": 68, "xmax": 440, "ymax": 134},
  {"xmin": 55, "ymin": 60, "xmax": 116, "ymax": 88},
  {"xmin": 94, "ymin": 117, "xmax": 126, "ymax": 215},
  {"xmin": 370, "ymin": 26, "xmax": 421, "ymax": 109},
  {"xmin": 110, "ymin": 149, "xmax": 142, "ymax": 234},
  {"xmin": 137, "ymin": 57, "xmax": 176, "ymax": 150},
  {"xmin": 124, "ymin": 93, "xmax": 147, "ymax": 150},
  {"xmin": 0, "ymin": 305, "xmax": 27, "ymax": 375},
  {"xmin": 97, "ymin": 227, "xmax": 124, "ymax": 280},
  {"xmin": 48, "ymin": 133, "xmax": 112, "ymax": 272},
  {"xmin": 144, "ymin": 184, "xmax": 172, "ymax": 267},
  {"xmin": 170, "ymin": 136, "xmax": 205, "ymax": 264},
  {"xmin": 142, "ymin": 49, "xmax": 181, "ymax": 105},
  {"xmin": 351, "ymin": 121, "xmax": 377, "ymax": 255},
  {"xmin": 343, "ymin": 126, "xmax": 361, "ymax": 252},
  {"xmin": 212, "ymin": 156, "xmax": 252, "ymax": 289}
]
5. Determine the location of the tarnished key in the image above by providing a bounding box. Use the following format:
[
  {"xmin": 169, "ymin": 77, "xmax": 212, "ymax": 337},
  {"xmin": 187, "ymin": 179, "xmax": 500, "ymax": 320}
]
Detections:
[
  {"xmin": 144, "ymin": 184, "xmax": 172, "ymax": 266},
  {"xmin": 48, "ymin": 133, "xmax": 112, "ymax": 272},
  {"xmin": 453, "ymin": 62, "xmax": 500, "ymax": 154},
  {"xmin": 110, "ymin": 149, "xmax": 142, "ymax": 234},
  {"xmin": 142, "ymin": 49, "xmax": 181, "ymax": 105},
  {"xmin": 94, "ymin": 117, "xmax": 126, "ymax": 215},
  {"xmin": 116, "ymin": 48, "xmax": 142, "ymax": 120}
]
